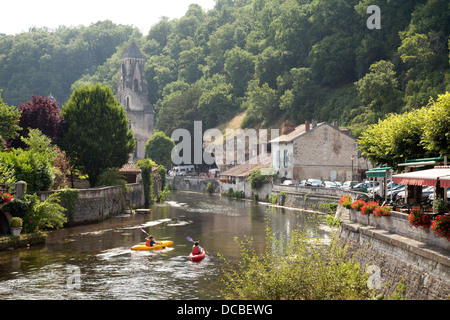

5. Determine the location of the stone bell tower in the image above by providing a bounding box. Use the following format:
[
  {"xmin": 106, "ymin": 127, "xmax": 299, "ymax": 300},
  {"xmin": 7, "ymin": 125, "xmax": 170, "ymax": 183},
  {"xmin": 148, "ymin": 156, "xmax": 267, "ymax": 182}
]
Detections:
[{"xmin": 116, "ymin": 41, "xmax": 154, "ymax": 161}]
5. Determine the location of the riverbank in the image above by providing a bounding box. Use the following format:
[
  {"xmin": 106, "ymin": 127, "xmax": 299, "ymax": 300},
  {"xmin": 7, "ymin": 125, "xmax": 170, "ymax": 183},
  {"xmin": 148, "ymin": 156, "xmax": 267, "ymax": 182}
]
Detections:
[
  {"xmin": 0, "ymin": 232, "xmax": 47, "ymax": 251},
  {"xmin": 168, "ymin": 178, "xmax": 450, "ymax": 299}
]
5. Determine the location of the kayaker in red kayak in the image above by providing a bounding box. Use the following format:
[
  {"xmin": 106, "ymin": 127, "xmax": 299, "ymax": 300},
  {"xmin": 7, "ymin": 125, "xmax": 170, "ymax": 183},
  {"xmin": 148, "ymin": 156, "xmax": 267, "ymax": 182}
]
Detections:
[{"xmin": 191, "ymin": 240, "xmax": 204, "ymax": 255}]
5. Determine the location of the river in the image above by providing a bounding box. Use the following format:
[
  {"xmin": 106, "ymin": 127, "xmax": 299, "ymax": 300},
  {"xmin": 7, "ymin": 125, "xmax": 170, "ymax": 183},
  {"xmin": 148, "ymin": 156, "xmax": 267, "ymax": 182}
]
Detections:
[{"xmin": 0, "ymin": 191, "xmax": 329, "ymax": 300}]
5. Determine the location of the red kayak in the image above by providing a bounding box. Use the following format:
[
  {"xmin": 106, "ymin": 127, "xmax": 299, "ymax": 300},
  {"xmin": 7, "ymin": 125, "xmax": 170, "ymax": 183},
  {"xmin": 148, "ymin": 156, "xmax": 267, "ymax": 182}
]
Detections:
[{"xmin": 189, "ymin": 250, "xmax": 206, "ymax": 262}]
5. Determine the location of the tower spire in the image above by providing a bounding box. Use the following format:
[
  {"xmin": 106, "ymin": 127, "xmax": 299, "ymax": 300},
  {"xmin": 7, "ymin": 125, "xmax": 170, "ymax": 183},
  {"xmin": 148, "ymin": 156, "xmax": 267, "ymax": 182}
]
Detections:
[{"xmin": 116, "ymin": 41, "xmax": 154, "ymax": 161}]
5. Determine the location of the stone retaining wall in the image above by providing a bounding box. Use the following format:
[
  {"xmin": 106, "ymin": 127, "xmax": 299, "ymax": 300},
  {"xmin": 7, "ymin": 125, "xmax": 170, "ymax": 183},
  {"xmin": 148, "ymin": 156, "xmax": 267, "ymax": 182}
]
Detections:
[
  {"xmin": 39, "ymin": 183, "xmax": 144, "ymax": 225},
  {"xmin": 339, "ymin": 221, "xmax": 450, "ymax": 299}
]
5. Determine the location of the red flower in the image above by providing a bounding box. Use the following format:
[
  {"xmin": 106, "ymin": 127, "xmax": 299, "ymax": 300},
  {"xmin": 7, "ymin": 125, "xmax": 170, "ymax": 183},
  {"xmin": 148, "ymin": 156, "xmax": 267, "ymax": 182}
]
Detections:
[{"xmin": 408, "ymin": 209, "xmax": 431, "ymax": 228}]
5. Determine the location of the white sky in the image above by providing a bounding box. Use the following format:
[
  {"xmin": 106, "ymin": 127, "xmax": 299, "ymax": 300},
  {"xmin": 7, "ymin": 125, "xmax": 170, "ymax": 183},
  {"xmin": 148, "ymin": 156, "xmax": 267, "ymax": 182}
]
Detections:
[{"xmin": 0, "ymin": 0, "xmax": 216, "ymax": 35}]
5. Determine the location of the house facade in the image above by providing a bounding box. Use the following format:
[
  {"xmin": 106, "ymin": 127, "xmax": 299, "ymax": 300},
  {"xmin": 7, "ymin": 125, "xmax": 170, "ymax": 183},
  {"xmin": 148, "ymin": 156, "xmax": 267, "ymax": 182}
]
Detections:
[{"xmin": 270, "ymin": 121, "xmax": 368, "ymax": 182}]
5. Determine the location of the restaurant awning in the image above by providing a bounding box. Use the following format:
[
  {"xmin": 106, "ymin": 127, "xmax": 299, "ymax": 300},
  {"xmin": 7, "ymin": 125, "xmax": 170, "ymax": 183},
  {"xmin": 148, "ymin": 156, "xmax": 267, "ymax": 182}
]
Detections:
[
  {"xmin": 397, "ymin": 157, "xmax": 444, "ymax": 168},
  {"xmin": 392, "ymin": 167, "xmax": 450, "ymax": 187},
  {"xmin": 366, "ymin": 167, "xmax": 391, "ymax": 177},
  {"xmin": 439, "ymin": 176, "xmax": 450, "ymax": 188}
]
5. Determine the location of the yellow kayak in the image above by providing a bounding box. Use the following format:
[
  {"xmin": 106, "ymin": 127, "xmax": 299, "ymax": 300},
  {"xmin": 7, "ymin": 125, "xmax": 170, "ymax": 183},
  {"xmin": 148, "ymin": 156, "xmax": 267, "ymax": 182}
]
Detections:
[{"xmin": 131, "ymin": 240, "xmax": 174, "ymax": 251}]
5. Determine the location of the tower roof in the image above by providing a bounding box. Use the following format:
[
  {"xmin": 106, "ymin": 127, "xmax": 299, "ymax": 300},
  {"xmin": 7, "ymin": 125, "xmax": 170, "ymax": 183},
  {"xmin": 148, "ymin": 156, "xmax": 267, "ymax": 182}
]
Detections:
[{"xmin": 122, "ymin": 41, "xmax": 145, "ymax": 60}]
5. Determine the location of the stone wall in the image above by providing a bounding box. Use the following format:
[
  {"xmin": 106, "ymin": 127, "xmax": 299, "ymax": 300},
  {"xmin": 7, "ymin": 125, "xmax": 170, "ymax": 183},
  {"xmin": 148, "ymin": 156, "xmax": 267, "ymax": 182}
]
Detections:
[
  {"xmin": 39, "ymin": 183, "xmax": 144, "ymax": 225},
  {"xmin": 167, "ymin": 176, "xmax": 220, "ymax": 193},
  {"xmin": 339, "ymin": 222, "xmax": 450, "ymax": 299}
]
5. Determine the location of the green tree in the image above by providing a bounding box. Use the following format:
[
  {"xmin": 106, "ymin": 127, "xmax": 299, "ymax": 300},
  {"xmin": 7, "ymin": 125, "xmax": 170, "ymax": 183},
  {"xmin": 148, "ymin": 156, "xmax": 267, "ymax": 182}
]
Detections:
[
  {"xmin": 241, "ymin": 81, "xmax": 279, "ymax": 128},
  {"xmin": 357, "ymin": 108, "xmax": 434, "ymax": 168},
  {"xmin": 308, "ymin": 33, "xmax": 357, "ymax": 87},
  {"xmin": 0, "ymin": 90, "xmax": 21, "ymax": 141},
  {"xmin": 197, "ymin": 74, "xmax": 236, "ymax": 128},
  {"xmin": 61, "ymin": 84, "xmax": 135, "ymax": 187},
  {"xmin": 144, "ymin": 131, "xmax": 175, "ymax": 167},
  {"xmin": 136, "ymin": 158, "xmax": 157, "ymax": 208},
  {"xmin": 224, "ymin": 47, "xmax": 255, "ymax": 97},
  {"xmin": 355, "ymin": 60, "xmax": 402, "ymax": 114},
  {"xmin": 422, "ymin": 92, "xmax": 450, "ymax": 156}
]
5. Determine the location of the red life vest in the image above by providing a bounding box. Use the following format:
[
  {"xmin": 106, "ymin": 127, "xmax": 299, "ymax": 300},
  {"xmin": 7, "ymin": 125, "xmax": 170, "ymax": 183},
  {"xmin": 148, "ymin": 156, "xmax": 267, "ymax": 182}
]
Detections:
[{"xmin": 192, "ymin": 245, "xmax": 202, "ymax": 255}]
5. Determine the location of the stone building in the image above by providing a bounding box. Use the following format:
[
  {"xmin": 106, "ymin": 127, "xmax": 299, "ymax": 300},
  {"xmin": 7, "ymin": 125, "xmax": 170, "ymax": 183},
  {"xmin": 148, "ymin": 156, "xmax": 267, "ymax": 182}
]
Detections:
[
  {"xmin": 270, "ymin": 120, "xmax": 369, "ymax": 182},
  {"xmin": 116, "ymin": 41, "xmax": 154, "ymax": 161}
]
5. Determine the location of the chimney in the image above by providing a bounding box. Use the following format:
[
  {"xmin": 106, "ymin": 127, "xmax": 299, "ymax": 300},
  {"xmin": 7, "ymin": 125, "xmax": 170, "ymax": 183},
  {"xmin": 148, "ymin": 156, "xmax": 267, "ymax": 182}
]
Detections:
[
  {"xmin": 282, "ymin": 121, "xmax": 296, "ymax": 135},
  {"xmin": 333, "ymin": 120, "xmax": 339, "ymax": 128},
  {"xmin": 305, "ymin": 120, "xmax": 310, "ymax": 131},
  {"xmin": 312, "ymin": 120, "xmax": 317, "ymax": 128}
]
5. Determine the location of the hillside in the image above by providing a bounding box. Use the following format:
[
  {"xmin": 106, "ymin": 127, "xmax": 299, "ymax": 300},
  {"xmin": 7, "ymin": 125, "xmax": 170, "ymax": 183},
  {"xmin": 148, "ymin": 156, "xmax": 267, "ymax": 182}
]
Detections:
[{"xmin": 0, "ymin": 0, "xmax": 449, "ymax": 137}]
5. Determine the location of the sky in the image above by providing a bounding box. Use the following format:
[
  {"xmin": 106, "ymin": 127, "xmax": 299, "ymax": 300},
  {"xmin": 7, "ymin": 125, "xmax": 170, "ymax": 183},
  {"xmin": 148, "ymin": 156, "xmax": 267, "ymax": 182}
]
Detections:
[{"xmin": 0, "ymin": 0, "xmax": 216, "ymax": 35}]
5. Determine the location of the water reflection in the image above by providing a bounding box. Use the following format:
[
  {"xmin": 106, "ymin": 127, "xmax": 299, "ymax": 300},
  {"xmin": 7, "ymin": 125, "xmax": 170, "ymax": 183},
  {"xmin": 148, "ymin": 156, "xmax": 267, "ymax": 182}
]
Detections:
[{"xmin": 0, "ymin": 191, "xmax": 327, "ymax": 300}]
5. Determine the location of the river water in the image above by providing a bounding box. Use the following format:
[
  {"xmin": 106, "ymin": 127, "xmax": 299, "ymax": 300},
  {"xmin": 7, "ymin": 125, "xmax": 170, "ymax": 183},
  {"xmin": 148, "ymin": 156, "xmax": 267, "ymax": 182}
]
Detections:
[{"xmin": 0, "ymin": 191, "xmax": 329, "ymax": 300}]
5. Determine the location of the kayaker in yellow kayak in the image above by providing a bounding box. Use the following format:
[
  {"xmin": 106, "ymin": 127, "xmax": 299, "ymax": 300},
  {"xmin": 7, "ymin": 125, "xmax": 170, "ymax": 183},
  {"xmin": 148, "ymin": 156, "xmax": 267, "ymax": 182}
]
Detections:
[{"xmin": 145, "ymin": 235, "xmax": 160, "ymax": 247}]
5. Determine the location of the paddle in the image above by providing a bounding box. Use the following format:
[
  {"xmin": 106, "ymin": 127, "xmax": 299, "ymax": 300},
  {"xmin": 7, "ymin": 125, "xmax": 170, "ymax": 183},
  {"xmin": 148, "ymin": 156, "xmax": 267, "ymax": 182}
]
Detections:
[{"xmin": 186, "ymin": 236, "xmax": 213, "ymax": 258}]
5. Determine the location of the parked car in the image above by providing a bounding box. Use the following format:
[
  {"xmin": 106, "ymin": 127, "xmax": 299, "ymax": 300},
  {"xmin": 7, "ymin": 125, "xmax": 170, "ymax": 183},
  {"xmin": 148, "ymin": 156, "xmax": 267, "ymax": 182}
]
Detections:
[
  {"xmin": 282, "ymin": 179, "xmax": 296, "ymax": 185},
  {"xmin": 368, "ymin": 182, "xmax": 396, "ymax": 195},
  {"xmin": 305, "ymin": 179, "xmax": 324, "ymax": 187},
  {"xmin": 428, "ymin": 189, "xmax": 450, "ymax": 202},
  {"xmin": 396, "ymin": 186, "xmax": 434, "ymax": 203},
  {"xmin": 323, "ymin": 181, "xmax": 339, "ymax": 188},
  {"xmin": 341, "ymin": 181, "xmax": 359, "ymax": 190},
  {"xmin": 334, "ymin": 181, "xmax": 343, "ymax": 188},
  {"xmin": 298, "ymin": 180, "xmax": 306, "ymax": 186},
  {"xmin": 350, "ymin": 182, "xmax": 379, "ymax": 192}
]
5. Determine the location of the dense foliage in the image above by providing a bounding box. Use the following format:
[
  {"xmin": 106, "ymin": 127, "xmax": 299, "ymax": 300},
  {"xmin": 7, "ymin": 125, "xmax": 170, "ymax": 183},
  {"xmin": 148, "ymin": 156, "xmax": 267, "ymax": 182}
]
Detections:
[
  {"xmin": 7, "ymin": 95, "xmax": 65, "ymax": 149},
  {"xmin": 0, "ymin": 21, "xmax": 136, "ymax": 105},
  {"xmin": 221, "ymin": 215, "xmax": 375, "ymax": 300},
  {"xmin": 357, "ymin": 92, "xmax": 450, "ymax": 168},
  {"xmin": 0, "ymin": 129, "xmax": 57, "ymax": 193},
  {"xmin": 1, "ymin": 0, "xmax": 448, "ymax": 137}
]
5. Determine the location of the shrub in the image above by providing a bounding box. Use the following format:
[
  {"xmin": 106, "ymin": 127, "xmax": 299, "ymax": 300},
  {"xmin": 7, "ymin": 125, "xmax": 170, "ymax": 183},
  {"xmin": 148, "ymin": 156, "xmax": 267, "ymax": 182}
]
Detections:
[
  {"xmin": 96, "ymin": 168, "xmax": 126, "ymax": 187},
  {"xmin": 319, "ymin": 202, "xmax": 338, "ymax": 214},
  {"xmin": 220, "ymin": 217, "xmax": 374, "ymax": 300},
  {"xmin": 247, "ymin": 169, "xmax": 272, "ymax": 190},
  {"xmin": 206, "ymin": 182, "xmax": 215, "ymax": 194},
  {"xmin": 22, "ymin": 193, "xmax": 67, "ymax": 233},
  {"xmin": 339, "ymin": 195, "xmax": 352, "ymax": 208},
  {"xmin": 408, "ymin": 208, "xmax": 431, "ymax": 228},
  {"xmin": 10, "ymin": 217, "xmax": 23, "ymax": 228},
  {"xmin": 431, "ymin": 215, "xmax": 450, "ymax": 240}
]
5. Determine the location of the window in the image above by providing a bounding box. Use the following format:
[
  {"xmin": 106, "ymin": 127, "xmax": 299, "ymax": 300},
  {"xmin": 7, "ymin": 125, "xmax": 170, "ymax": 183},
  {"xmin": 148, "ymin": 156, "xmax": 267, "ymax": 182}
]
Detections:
[
  {"xmin": 283, "ymin": 150, "xmax": 288, "ymax": 167},
  {"xmin": 276, "ymin": 150, "xmax": 280, "ymax": 167}
]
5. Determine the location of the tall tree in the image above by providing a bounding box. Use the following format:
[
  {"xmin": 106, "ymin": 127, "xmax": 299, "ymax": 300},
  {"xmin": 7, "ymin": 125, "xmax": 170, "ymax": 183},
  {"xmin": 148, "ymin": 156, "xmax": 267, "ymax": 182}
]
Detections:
[
  {"xmin": 144, "ymin": 131, "xmax": 175, "ymax": 167},
  {"xmin": 61, "ymin": 84, "xmax": 135, "ymax": 187},
  {"xmin": 0, "ymin": 90, "xmax": 21, "ymax": 141},
  {"xmin": 8, "ymin": 95, "xmax": 65, "ymax": 149}
]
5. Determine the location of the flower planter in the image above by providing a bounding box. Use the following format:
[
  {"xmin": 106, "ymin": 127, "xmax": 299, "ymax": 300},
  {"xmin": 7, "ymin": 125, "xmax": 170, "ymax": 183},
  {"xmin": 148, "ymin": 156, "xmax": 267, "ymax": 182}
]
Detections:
[{"xmin": 10, "ymin": 227, "xmax": 22, "ymax": 236}]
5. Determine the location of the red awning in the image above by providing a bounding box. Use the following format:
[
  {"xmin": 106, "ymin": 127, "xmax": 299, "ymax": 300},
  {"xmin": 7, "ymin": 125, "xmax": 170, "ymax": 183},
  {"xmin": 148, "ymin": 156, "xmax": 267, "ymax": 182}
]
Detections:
[
  {"xmin": 439, "ymin": 177, "xmax": 450, "ymax": 188},
  {"xmin": 393, "ymin": 168, "xmax": 450, "ymax": 187}
]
